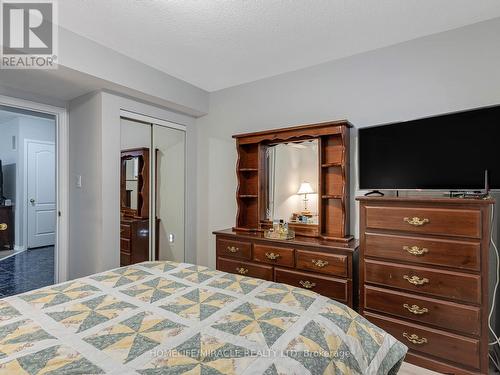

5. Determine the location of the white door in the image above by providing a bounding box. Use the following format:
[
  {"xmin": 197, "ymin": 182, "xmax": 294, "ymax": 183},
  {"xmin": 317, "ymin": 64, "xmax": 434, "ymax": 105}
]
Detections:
[{"xmin": 27, "ymin": 141, "xmax": 56, "ymax": 248}]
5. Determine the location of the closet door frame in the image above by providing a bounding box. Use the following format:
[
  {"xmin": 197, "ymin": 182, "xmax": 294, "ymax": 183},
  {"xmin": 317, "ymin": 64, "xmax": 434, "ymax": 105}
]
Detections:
[{"xmin": 120, "ymin": 110, "xmax": 187, "ymax": 263}]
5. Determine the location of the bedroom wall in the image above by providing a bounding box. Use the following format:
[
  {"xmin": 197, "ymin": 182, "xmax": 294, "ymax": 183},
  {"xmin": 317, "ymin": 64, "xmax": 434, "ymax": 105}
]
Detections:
[
  {"xmin": 195, "ymin": 17, "xmax": 500, "ymax": 273},
  {"xmin": 69, "ymin": 91, "xmax": 197, "ymax": 279}
]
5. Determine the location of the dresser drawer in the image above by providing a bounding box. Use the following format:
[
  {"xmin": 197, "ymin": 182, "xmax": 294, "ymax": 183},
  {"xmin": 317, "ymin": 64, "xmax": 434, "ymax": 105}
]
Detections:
[
  {"xmin": 253, "ymin": 244, "xmax": 294, "ymax": 267},
  {"xmin": 217, "ymin": 257, "xmax": 273, "ymax": 281},
  {"xmin": 365, "ymin": 206, "xmax": 481, "ymax": 238},
  {"xmin": 216, "ymin": 238, "xmax": 252, "ymax": 260},
  {"xmin": 120, "ymin": 238, "xmax": 131, "ymax": 253},
  {"xmin": 120, "ymin": 224, "xmax": 131, "ymax": 239},
  {"xmin": 275, "ymin": 268, "xmax": 349, "ymax": 303},
  {"xmin": 365, "ymin": 232, "xmax": 480, "ymax": 271},
  {"xmin": 365, "ymin": 259, "xmax": 481, "ymax": 304},
  {"xmin": 120, "ymin": 252, "xmax": 131, "ymax": 267},
  {"xmin": 296, "ymin": 250, "xmax": 348, "ymax": 277},
  {"xmin": 364, "ymin": 286, "xmax": 481, "ymax": 336},
  {"xmin": 366, "ymin": 312, "xmax": 480, "ymax": 370}
]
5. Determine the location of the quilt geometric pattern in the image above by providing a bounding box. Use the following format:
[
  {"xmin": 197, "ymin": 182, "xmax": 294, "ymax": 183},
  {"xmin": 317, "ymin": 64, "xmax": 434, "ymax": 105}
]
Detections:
[
  {"xmin": 46, "ymin": 294, "xmax": 137, "ymax": 333},
  {"xmin": 255, "ymin": 282, "xmax": 317, "ymax": 310},
  {"xmin": 83, "ymin": 311, "xmax": 186, "ymax": 363},
  {"xmin": 159, "ymin": 288, "xmax": 236, "ymax": 321},
  {"xmin": 0, "ymin": 261, "xmax": 407, "ymax": 374},
  {"xmin": 122, "ymin": 277, "xmax": 189, "ymax": 303},
  {"xmin": 91, "ymin": 267, "xmax": 152, "ymax": 288},
  {"xmin": 211, "ymin": 302, "xmax": 299, "ymax": 347},
  {"xmin": 18, "ymin": 281, "xmax": 101, "ymax": 309}
]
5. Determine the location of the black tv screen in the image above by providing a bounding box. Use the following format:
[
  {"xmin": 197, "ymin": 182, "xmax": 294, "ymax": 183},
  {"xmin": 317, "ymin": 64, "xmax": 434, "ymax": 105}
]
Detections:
[{"xmin": 358, "ymin": 105, "xmax": 500, "ymax": 190}]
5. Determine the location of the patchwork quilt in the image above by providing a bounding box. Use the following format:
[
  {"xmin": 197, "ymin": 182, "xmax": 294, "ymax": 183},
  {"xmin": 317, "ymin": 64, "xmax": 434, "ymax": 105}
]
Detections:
[{"xmin": 0, "ymin": 261, "xmax": 407, "ymax": 374}]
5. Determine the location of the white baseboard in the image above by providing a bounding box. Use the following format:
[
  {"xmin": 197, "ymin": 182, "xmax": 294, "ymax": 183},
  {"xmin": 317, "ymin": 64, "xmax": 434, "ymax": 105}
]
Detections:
[{"xmin": 14, "ymin": 245, "xmax": 26, "ymax": 252}]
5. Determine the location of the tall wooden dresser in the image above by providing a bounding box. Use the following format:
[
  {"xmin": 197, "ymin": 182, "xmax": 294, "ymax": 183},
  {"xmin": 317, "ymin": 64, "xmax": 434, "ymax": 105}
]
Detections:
[{"xmin": 357, "ymin": 196, "xmax": 494, "ymax": 375}]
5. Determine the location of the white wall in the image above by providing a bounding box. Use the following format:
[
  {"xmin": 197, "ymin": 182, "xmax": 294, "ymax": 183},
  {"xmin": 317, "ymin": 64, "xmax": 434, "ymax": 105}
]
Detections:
[
  {"xmin": 69, "ymin": 91, "xmax": 197, "ymax": 279},
  {"xmin": 0, "ymin": 118, "xmax": 19, "ymax": 165},
  {"xmin": 196, "ymin": 18, "xmax": 500, "ymax": 269},
  {"xmin": 59, "ymin": 28, "xmax": 208, "ymax": 117},
  {"xmin": 0, "ymin": 118, "xmax": 19, "ymax": 245},
  {"xmin": 68, "ymin": 92, "xmax": 103, "ymax": 278}
]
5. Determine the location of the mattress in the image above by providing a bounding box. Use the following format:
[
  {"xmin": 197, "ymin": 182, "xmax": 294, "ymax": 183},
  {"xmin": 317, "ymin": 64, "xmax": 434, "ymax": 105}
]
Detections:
[{"xmin": 0, "ymin": 261, "xmax": 407, "ymax": 374}]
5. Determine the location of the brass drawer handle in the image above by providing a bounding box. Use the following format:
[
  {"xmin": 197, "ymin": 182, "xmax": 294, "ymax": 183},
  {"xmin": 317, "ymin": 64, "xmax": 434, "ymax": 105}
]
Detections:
[
  {"xmin": 404, "ymin": 217, "xmax": 430, "ymax": 226},
  {"xmin": 0, "ymin": 223, "xmax": 7, "ymax": 231},
  {"xmin": 403, "ymin": 332, "xmax": 428, "ymax": 345},
  {"xmin": 227, "ymin": 246, "xmax": 239, "ymax": 253},
  {"xmin": 265, "ymin": 252, "xmax": 281, "ymax": 260},
  {"xmin": 311, "ymin": 259, "xmax": 329, "ymax": 268},
  {"xmin": 299, "ymin": 280, "xmax": 316, "ymax": 289},
  {"xmin": 403, "ymin": 303, "xmax": 429, "ymax": 315},
  {"xmin": 403, "ymin": 245, "xmax": 429, "ymax": 256},
  {"xmin": 235, "ymin": 267, "xmax": 248, "ymax": 275},
  {"xmin": 404, "ymin": 275, "xmax": 429, "ymax": 286}
]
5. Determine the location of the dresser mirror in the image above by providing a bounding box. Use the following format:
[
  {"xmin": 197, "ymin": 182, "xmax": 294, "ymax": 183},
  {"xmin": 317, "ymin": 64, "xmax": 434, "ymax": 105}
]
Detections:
[
  {"xmin": 266, "ymin": 140, "xmax": 319, "ymax": 225},
  {"xmin": 124, "ymin": 158, "xmax": 139, "ymax": 210},
  {"xmin": 120, "ymin": 148, "xmax": 149, "ymax": 219}
]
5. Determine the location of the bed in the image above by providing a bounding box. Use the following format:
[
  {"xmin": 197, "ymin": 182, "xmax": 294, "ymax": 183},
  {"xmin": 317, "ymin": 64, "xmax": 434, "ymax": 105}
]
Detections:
[{"xmin": 0, "ymin": 261, "xmax": 406, "ymax": 374}]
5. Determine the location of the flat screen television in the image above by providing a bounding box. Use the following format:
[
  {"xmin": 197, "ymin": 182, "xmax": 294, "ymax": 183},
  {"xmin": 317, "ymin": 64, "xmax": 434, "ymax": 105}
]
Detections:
[{"xmin": 358, "ymin": 105, "xmax": 500, "ymax": 191}]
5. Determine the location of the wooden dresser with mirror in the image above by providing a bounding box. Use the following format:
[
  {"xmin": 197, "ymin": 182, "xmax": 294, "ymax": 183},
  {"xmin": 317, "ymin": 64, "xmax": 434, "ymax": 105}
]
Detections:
[
  {"xmin": 120, "ymin": 148, "xmax": 150, "ymax": 266},
  {"xmin": 214, "ymin": 121, "xmax": 358, "ymax": 307}
]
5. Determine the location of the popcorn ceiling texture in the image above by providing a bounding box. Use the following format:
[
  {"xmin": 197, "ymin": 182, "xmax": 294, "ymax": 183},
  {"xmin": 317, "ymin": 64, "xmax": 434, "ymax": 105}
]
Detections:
[{"xmin": 58, "ymin": 0, "xmax": 500, "ymax": 91}]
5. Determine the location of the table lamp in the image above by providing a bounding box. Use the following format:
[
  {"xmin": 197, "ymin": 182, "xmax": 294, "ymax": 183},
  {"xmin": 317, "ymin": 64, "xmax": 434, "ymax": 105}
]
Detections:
[{"xmin": 297, "ymin": 181, "xmax": 314, "ymax": 215}]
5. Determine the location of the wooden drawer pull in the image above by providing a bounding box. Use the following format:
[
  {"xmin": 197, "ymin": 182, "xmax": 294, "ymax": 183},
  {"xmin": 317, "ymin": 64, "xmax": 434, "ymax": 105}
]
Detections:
[
  {"xmin": 403, "ymin": 245, "xmax": 429, "ymax": 256},
  {"xmin": 0, "ymin": 223, "xmax": 7, "ymax": 231},
  {"xmin": 227, "ymin": 246, "xmax": 239, "ymax": 253},
  {"xmin": 403, "ymin": 303, "xmax": 429, "ymax": 315},
  {"xmin": 403, "ymin": 217, "xmax": 430, "ymax": 226},
  {"xmin": 265, "ymin": 252, "xmax": 281, "ymax": 260},
  {"xmin": 299, "ymin": 280, "xmax": 316, "ymax": 289},
  {"xmin": 235, "ymin": 267, "xmax": 248, "ymax": 275},
  {"xmin": 311, "ymin": 259, "xmax": 329, "ymax": 268},
  {"xmin": 403, "ymin": 275, "xmax": 429, "ymax": 286},
  {"xmin": 403, "ymin": 332, "xmax": 428, "ymax": 345}
]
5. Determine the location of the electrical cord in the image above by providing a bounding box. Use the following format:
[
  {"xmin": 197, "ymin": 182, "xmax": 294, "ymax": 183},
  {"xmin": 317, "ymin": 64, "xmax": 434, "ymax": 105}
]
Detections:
[{"xmin": 488, "ymin": 206, "xmax": 500, "ymax": 372}]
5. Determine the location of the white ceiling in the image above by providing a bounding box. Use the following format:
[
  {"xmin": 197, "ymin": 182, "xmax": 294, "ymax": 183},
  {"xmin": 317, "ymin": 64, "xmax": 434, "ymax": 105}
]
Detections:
[{"xmin": 59, "ymin": 0, "xmax": 500, "ymax": 92}]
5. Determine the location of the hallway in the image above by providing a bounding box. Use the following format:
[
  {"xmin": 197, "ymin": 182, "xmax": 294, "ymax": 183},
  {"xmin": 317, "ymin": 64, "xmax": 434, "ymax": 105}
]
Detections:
[{"xmin": 0, "ymin": 246, "xmax": 54, "ymax": 297}]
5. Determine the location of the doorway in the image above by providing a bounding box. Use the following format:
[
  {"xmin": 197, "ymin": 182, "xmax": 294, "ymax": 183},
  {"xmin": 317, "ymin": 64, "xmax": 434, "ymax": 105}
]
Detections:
[
  {"xmin": 0, "ymin": 105, "xmax": 57, "ymax": 297},
  {"xmin": 119, "ymin": 116, "xmax": 186, "ymax": 266}
]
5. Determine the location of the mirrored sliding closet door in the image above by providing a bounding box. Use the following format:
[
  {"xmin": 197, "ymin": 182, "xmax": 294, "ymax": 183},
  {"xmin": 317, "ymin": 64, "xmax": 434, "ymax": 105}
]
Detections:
[
  {"xmin": 153, "ymin": 125, "xmax": 185, "ymax": 263},
  {"xmin": 120, "ymin": 117, "xmax": 186, "ymax": 267}
]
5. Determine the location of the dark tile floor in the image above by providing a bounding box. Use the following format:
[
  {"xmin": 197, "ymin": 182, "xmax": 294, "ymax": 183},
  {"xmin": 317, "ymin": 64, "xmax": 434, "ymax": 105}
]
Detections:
[{"xmin": 0, "ymin": 246, "xmax": 55, "ymax": 297}]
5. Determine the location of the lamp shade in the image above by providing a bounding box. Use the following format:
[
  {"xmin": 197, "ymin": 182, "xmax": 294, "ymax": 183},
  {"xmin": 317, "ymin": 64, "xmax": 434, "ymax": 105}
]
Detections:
[{"xmin": 297, "ymin": 182, "xmax": 314, "ymax": 195}]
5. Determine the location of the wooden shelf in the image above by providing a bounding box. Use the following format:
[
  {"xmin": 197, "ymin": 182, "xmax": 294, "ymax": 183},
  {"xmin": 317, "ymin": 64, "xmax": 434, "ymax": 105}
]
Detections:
[
  {"xmin": 321, "ymin": 163, "xmax": 341, "ymax": 168},
  {"xmin": 233, "ymin": 121, "xmax": 351, "ymax": 238},
  {"xmin": 238, "ymin": 168, "xmax": 258, "ymax": 172}
]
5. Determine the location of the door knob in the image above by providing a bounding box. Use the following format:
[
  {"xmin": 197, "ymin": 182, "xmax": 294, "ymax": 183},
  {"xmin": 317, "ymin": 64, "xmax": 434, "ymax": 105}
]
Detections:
[{"xmin": 30, "ymin": 198, "xmax": 35, "ymax": 204}]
